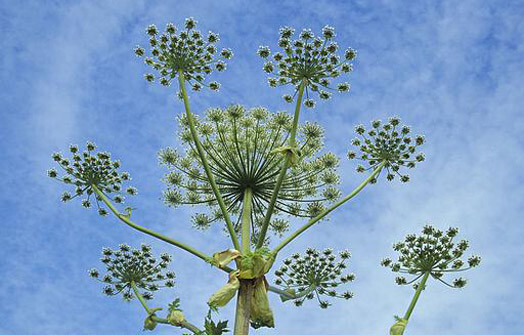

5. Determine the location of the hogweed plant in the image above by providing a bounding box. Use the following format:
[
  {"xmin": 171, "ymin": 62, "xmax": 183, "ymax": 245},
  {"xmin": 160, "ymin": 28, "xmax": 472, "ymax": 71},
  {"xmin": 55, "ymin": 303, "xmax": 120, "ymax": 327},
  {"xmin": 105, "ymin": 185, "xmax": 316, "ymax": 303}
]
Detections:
[{"xmin": 47, "ymin": 18, "xmax": 480, "ymax": 335}]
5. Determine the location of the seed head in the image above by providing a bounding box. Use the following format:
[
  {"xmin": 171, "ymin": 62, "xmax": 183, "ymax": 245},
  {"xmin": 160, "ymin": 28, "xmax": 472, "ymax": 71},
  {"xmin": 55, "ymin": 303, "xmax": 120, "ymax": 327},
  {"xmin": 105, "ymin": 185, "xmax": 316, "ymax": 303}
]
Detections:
[
  {"xmin": 258, "ymin": 25, "xmax": 356, "ymax": 107},
  {"xmin": 135, "ymin": 18, "xmax": 232, "ymax": 96},
  {"xmin": 382, "ymin": 224, "xmax": 480, "ymax": 289},
  {"xmin": 90, "ymin": 244, "xmax": 176, "ymax": 301},
  {"xmin": 48, "ymin": 142, "xmax": 137, "ymax": 215},
  {"xmin": 274, "ymin": 248, "xmax": 355, "ymax": 308},
  {"xmin": 347, "ymin": 117, "xmax": 425, "ymax": 183}
]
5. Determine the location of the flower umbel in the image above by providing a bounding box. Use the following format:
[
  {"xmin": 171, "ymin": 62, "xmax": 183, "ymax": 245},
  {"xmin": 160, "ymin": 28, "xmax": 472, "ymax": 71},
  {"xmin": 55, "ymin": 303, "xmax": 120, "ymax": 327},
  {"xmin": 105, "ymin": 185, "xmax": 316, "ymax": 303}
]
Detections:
[
  {"xmin": 381, "ymin": 224, "xmax": 481, "ymax": 289},
  {"xmin": 89, "ymin": 244, "xmax": 176, "ymax": 301},
  {"xmin": 135, "ymin": 18, "xmax": 233, "ymax": 94},
  {"xmin": 48, "ymin": 142, "xmax": 136, "ymax": 214},
  {"xmin": 347, "ymin": 117, "xmax": 425, "ymax": 183},
  {"xmin": 258, "ymin": 25, "xmax": 356, "ymax": 107},
  {"xmin": 159, "ymin": 106, "xmax": 342, "ymax": 242},
  {"xmin": 274, "ymin": 248, "xmax": 354, "ymax": 308}
]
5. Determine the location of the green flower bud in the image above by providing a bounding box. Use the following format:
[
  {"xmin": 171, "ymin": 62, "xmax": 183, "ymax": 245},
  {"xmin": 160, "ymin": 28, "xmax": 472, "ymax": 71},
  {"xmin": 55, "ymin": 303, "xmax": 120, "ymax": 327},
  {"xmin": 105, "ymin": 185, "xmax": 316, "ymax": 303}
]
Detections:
[
  {"xmin": 167, "ymin": 309, "xmax": 185, "ymax": 326},
  {"xmin": 143, "ymin": 315, "xmax": 157, "ymax": 331}
]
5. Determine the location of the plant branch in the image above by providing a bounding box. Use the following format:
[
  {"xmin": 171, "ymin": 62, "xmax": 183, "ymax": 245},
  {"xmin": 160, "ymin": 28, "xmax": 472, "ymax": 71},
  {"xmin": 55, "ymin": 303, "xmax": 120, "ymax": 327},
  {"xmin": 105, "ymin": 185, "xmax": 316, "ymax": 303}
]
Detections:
[
  {"xmin": 403, "ymin": 271, "xmax": 430, "ymax": 321},
  {"xmin": 178, "ymin": 71, "xmax": 241, "ymax": 251},
  {"xmin": 272, "ymin": 162, "xmax": 385, "ymax": 254},
  {"xmin": 131, "ymin": 281, "xmax": 153, "ymax": 314},
  {"xmin": 92, "ymin": 184, "xmax": 211, "ymax": 264},
  {"xmin": 256, "ymin": 80, "xmax": 307, "ymax": 249}
]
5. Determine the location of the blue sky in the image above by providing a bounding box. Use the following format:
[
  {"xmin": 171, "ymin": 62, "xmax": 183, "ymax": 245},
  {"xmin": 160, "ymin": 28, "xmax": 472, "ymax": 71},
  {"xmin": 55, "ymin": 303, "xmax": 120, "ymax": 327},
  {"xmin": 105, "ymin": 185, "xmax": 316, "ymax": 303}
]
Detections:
[{"xmin": 1, "ymin": 0, "xmax": 523, "ymax": 334}]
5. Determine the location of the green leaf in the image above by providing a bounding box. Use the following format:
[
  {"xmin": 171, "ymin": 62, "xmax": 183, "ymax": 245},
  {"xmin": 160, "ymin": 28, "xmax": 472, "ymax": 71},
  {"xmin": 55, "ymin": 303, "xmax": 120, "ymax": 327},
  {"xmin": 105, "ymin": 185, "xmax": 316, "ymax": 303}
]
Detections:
[
  {"xmin": 204, "ymin": 316, "xmax": 229, "ymax": 335},
  {"xmin": 168, "ymin": 298, "xmax": 182, "ymax": 312}
]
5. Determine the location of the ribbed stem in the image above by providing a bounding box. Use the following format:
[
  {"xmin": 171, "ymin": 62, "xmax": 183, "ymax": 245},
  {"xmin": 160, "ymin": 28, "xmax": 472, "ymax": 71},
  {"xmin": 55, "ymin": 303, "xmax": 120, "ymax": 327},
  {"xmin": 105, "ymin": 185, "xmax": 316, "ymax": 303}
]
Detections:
[
  {"xmin": 235, "ymin": 188, "xmax": 255, "ymax": 335},
  {"xmin": 403, "ymin": 271, "xmax": 430, "ymax": 321},
  {"xmin": 178, "ymin": 71, "xmax": 241, "ymax": 251},
  {"xmin": 233, "ymin": 280, "xmax": 253, "ymax": 335},
  {"xmin": 256, "ymin": 80, "xmax": 306, "ymax": 249},
  {"xmin": 241, "ymin": 188, "xmax": 253, "ymax": 254}
]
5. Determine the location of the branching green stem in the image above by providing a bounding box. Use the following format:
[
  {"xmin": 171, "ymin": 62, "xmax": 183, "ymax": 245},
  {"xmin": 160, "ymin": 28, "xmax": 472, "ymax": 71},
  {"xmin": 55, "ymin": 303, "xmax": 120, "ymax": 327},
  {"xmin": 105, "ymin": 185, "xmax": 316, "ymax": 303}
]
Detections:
[
  {"xmin": 272, "ymin": 162, "xmax": 385, "ymax": 254},
  {"xmin": 178, "ymin": 71, "xmax": 241, "ymax": 251},
  {"xmin": 131, "ymin": 282, "xmax": 202, "ymax": 334},
  {"xmin": 92, "ymin": 184, "xmax": 211, "ymax": 264},
  {"xmin": 403, "ymin": 271, "xmax": 430, "ymax": 321},
  {"xmin": 256, "ymin": 80, "xmax": 306, "ymax": 249}
]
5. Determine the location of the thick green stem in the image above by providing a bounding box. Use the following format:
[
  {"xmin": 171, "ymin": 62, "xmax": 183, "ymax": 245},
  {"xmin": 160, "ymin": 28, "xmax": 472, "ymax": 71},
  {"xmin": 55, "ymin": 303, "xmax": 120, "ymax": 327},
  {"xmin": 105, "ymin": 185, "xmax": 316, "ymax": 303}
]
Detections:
[
  {"xmin": 241, "ymin": 188, "xmax": 253, "ymax": 254},
  {"xmin": 233, "ymin": 280, "xmax": 253, "ymax": 335},
  {"xmin": 272, "ymin": 162, "xmax": 385, "ymax": 254},
  {"xmin": 256, "ymin": 80, "xmax": 306, "ymax": 249},
  {"xmin": 178, "ymin": 71, "xmax": 241, "ymax": 251},
  {"xmin": 91, "ymin": 184, "xmax": 211, "ymax": 263},
  {"xmin": 233, "ymin": 189, "xmax": 254, "ymax": 335},
  {"xmin": 131, "ymin": 282, "xmax": 202, "ymax": 334},
  {"xmin": 403, "ymin": 271, "xmax": 430, "ymax": 321}
]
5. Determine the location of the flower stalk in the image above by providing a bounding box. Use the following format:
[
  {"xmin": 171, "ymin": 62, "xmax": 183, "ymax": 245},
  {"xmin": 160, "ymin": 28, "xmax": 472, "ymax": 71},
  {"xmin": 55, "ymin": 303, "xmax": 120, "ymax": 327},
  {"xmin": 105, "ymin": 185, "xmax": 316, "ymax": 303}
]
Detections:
[
  {"xmin": 256, "ymin": 79, "xmax": 306, "ymax": 249},
  {"xmin": 236, "ymin": 187, "xmax": 254, "ymax": 335},
  {"xmin": 131, "ymin": 281, "xmax": 153, "ymax": 314},
  {"xmin": 178, "ymin": 70, "xmax": 241, "ymax": 251},
  {"xmin": 403, "ymin": 271, "xmax": 429, "ymax": 321},
  {"xmin": 241, "ymin": 188, "xmax": 253, "ymax": 254},
  {"xmin": 91, "ymin": 184, "xmax": 211, "ymax": 263}
]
